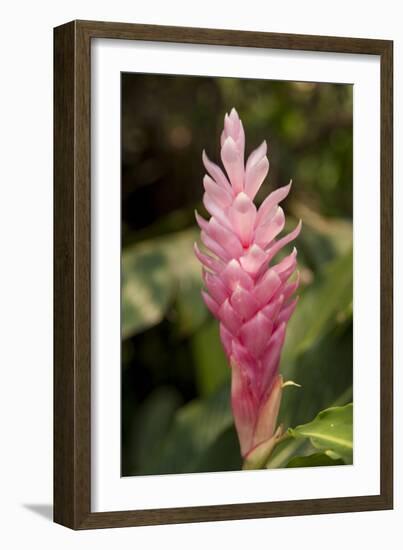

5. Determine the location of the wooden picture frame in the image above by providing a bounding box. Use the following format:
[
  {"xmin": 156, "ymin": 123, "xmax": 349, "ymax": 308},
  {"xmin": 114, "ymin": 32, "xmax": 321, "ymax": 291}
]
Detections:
[{"xmin": 54, "ymin": 19, "xmax": 393, "ymax": 529}]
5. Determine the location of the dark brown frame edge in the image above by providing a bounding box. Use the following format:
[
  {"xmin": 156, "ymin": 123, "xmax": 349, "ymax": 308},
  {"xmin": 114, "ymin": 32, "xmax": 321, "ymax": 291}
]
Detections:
[{"xmin": 54, "ymin": 19, "xmax": 393, "ymax": 530}]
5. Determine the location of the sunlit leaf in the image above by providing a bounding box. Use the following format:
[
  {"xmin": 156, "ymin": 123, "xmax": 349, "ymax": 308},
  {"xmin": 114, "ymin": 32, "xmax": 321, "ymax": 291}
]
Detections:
[
  {"xmin": 122, "ymin": 248, "xmax": 174, "ymax": 338},
  {"xmin": 288, "ymin": 403, "xmax": 353, "ymax": 464},
  {"xmin": 265, "ymin": 386, "xmax": 352, "ymax": 469}
]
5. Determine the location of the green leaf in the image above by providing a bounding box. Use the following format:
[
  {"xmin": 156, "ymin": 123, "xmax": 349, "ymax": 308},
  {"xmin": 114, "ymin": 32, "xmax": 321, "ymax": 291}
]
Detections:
[
  {"xmin": 122, "ymin": 228, "xmax": 206, "ymax": 338},
  {"xmin": 122, "ymin": 247, "xmax": 174, "ymax": 338},
  {"xmin": 138, "ymin": 384, "xmax": 235, "ymax": 475},
  {"xmin": 286, "ymin": 452, "xmax": 344, "ymax": 468},
  {"xmin": 174, "ymin": 275, "xmax": 207, "ymax": 336},
  {"xmin": 265, "ymin": 389, "xmax": 352, "ymax": 469},
  {"xmin": 290, "ymin": 202, "xmax": 353, "ymax": 269},
  {"xmin": 278, "ymin": 247, "xmax": 353, "ymax": 429},
  {"xmin": 288, "ymin": 403, "xmax": 353, "ymax": 464},
  {"xmin": 190, "ymin": 320, "xmax": 230, "ymax": 396},
  {"xmin": 134, "ymin": 387, "xmax": 183, "ymax": 472},
  {"xmin": 279, "ymin": 325, "xmax": 353, "ymax": 429},
  {"xmin": 282, "ymin": 247, "xmax": 353, "ymax": 368}
]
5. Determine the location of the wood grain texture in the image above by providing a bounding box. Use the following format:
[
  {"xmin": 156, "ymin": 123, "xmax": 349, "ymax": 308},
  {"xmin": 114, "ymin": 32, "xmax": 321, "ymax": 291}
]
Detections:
[
  {"xmin": 54, "ymin": 21, "xmax": 77, "ymax": 528},
  {"xmin": 380, "ymin": 41, "xmax": 393, "ymax": 505},
  {"xmin": 73, "ymin": 19, "xmax": 391, "ymax": 54},
  {"xmin": 53, "ymin": 19, "xmax": 393, "ymax": 530},
  {"xmin": 54, "ymin": 21, "xmax": 91, "ymax": 528}
]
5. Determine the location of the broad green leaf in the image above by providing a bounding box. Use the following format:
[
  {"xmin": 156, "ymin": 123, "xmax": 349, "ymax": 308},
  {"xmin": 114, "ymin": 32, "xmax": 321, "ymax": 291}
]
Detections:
[
  {"xmin": 282, "ymin": 216, "xmax": 345, "ymax": 275},
  {"xmin": 288, "ymin": 403, "xmax": 353, "ymax": 464},
  {"xmin": 282, "ymin": 247, "xmax": 353, "ymax": 369},
  {"xmin": 290, "ymin": 202, "xmax": 353, "ymax": 265},
  {"xmin": 134, "ymin": 387, "xmax": 183, "ymax": 472},
  {"xmin": 122, "ymin": 248, "xmax": 174, "ymax": 338},
  {"xmin": 265, "ymin": 387, "xmax": 352, "ymax": 468},
  {"xmin": 286, "ymin": 452, "xmax": 344, "ymax": 468},
  {"xmin": 122, "ymin": 228, "xmax": 206, "ymax": 338},
  {"xmin": 174, "ymin": 275, "xmax": 207, "ymax": 336},
  {"xmin": 139, "ymin": 384, "xmax": 234, "ymax": 475}
]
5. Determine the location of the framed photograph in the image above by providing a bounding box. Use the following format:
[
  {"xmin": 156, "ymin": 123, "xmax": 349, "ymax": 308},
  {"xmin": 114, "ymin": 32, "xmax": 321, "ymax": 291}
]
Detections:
[{"xmin": 54, "ymin": 20, "xmax": 393, "ymax": 529}]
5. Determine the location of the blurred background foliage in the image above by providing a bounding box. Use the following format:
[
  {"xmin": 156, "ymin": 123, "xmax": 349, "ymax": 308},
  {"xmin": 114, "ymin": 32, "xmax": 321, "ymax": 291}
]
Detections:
[{"xmin": 121, "ymin": 73, "xmax": 353, "ymax": 476}]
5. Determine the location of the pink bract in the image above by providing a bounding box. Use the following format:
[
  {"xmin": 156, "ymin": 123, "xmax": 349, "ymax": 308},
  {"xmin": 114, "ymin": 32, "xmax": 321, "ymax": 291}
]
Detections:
[{"xmin": 194, "ymin": 108, "xmax": 301, "ymax": 459}]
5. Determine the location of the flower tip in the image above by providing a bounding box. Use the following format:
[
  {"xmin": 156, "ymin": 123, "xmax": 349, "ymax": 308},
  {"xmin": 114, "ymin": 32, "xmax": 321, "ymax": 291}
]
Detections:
[
  {"xmin": 195, "ymin": 210, "xmax": 209, "ymax": 231},
  {"xmin": 230, "ymin": 107, "xmax": 239, "ymax": 118},
  {"xmin": 283, "ymin": 179, "xmax": 292, "ymax": 194},
  {"xmin": 293, "ymin": 219, "xmax": 303, "ymax": 239},
  {"xmin": 194, "ymin": 208, "xmax": 202, "ymax": 223},
  {"xmin": 259, "ymin": 140, "xmax": 268, "ymax": 157}
]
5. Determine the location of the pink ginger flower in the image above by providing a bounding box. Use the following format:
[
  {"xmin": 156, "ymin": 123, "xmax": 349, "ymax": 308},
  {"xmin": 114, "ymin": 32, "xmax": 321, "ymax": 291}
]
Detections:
[{"xmin": 194, "ymin": 108, "xmax": 301, "ymax": 461}]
